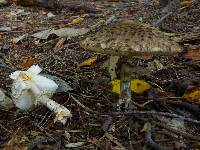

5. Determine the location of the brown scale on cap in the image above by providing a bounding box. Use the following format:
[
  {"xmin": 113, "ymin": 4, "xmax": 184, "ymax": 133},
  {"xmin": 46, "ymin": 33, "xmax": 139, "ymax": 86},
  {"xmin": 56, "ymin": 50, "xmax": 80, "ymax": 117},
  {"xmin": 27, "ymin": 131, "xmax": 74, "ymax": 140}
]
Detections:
[{"xmin": 80, "ymin": 20, "xmax": 182, "ymax": 57}]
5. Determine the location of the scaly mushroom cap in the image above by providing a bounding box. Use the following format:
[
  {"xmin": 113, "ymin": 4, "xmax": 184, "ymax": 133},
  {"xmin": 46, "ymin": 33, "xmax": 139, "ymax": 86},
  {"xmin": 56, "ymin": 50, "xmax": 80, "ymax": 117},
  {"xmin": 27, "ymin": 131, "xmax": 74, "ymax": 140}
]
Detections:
[{"xmin": 80, "ymin": 20, "xmax": 182, "ymax": 56}]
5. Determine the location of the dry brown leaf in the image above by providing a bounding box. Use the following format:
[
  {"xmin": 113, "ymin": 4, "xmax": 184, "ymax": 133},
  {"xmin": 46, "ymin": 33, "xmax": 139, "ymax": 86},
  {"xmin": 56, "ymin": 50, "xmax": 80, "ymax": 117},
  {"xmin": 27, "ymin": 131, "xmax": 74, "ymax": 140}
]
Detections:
[
  {"xmin": 3, "ymin": 145, "xmax": 28, "ymax": 150},
  {"xmin": 181, "ymin": 0, "xmax": 195, "ymax": 7},
  {"xmin": 183, "ymin": 48, "xmax": 200, "ymax": 60},
  {"xmin": 78, "ymin": 55, "xmax": 98, "ymax": 67},
  {"xmin": 54, "ymin": 38, "xmax": 66, "ymax": 50},
  {"xmin": 17, "ymin": 55, "xmax": 37, "ymax": 69},
  {"xmin": 183, "ymin": 87, "xmax": 200, "ymax": 104}
]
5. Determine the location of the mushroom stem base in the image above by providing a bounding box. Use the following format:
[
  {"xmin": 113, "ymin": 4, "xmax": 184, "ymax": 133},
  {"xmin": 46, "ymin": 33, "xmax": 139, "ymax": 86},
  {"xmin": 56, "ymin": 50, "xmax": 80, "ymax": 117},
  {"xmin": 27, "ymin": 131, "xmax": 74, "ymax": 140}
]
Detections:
[
  {"xmin": 117, "ymin": 63, "xmax": 132, "ymax": 110},
  {"xmin": 118, "ymin": 80, "xmax": 131, "ymax": 109},
  {"xmin": 38, "ymin": 95, "xmax": 72, "ymax": 124}
]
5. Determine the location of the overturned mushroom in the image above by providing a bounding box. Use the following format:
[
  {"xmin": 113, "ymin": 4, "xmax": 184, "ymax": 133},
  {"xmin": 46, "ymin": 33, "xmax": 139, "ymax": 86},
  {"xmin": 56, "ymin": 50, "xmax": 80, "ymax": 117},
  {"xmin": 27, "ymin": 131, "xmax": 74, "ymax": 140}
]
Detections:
[
  {"xmin": 80, "ymin": 20, "xmax": 182, "ymax": 109},
  {"xmin": 10, "ymin": 65, "xmax": 72, "ymax": 124}
]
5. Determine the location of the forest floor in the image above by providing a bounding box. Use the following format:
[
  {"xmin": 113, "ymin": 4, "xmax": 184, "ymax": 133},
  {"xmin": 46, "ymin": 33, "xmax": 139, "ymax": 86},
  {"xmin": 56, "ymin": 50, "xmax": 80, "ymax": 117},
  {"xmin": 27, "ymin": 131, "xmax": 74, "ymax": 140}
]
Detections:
[{"xmin": 0, "ymin": 0, "xmax": 200, "ymax": 149}]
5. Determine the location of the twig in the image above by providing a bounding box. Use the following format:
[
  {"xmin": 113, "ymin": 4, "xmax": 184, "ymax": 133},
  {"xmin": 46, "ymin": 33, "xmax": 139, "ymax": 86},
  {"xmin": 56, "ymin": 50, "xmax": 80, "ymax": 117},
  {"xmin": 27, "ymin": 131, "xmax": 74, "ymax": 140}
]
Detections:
[
  {"xmin": 158, "ymin": 99, "xmax": 200, "ymax": 113},
  {"xmin": 144, "ymin": 122, "xmax": 171, "ymax": 150},
  {"xmin": 155, "ymin": 121, "xmax": 200, "ymax": 141},
  {"xmin": 132, "ymin": 100, "xmax": 153, "ymax": 108},
  {"xmin": 0, "ymin": 123, "xmax": 12, "ymax": 134},
  {"xmin": 37, "ymin": 37, "xmax": 61, "ymax": 47},
  {"xmin": 153, "ymin": 12, "xmax": 173, "ymax": 27},
  {"xmin": 94, "ymin": 111, "xmax": 200, "ymax": 125},
  {"xmin": 70, "ymin": 94, "xmax": 92, "ymax": 112}
]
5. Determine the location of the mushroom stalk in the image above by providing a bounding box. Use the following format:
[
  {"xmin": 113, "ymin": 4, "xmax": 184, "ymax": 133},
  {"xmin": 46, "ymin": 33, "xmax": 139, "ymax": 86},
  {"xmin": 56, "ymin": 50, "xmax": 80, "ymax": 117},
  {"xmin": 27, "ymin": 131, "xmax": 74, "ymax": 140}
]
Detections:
[
  {"xmin": 29, "ymin": 81, "xmax": 72, "ymax": 124},
  {"xmin": 37, "ymin": 95, "xmax": 72, "ymax": 124},
  {"xmin": 119, "ymin": 80, "xmax": 131, "ymax": 108},
  {"xmin": 118, "ymin": 63, "xmax": 132, "ymax": 109}
]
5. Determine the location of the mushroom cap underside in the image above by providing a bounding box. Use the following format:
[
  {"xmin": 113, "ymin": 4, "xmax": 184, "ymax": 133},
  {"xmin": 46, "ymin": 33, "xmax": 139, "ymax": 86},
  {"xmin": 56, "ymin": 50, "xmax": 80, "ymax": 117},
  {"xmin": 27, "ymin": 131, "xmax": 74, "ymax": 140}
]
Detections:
[{"xmin": 80, "ymin": 20, "xmax": 182, "ymax": 56}]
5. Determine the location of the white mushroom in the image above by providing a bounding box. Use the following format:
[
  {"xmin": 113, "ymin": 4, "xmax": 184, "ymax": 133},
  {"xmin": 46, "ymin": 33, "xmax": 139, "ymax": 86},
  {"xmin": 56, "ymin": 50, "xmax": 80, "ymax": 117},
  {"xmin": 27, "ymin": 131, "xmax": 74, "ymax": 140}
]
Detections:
[{"xmin": 10, "ymin": 65, "xmax": 72, "ymax": 124}]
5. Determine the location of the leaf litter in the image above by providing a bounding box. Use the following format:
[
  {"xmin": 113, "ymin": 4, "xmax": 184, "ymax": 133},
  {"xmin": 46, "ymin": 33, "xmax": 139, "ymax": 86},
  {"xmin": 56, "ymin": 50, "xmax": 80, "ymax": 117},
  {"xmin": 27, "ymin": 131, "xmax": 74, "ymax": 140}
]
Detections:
[{"xmin": 0, "ymin": 0, "xmax": 199, "ymax": 149}]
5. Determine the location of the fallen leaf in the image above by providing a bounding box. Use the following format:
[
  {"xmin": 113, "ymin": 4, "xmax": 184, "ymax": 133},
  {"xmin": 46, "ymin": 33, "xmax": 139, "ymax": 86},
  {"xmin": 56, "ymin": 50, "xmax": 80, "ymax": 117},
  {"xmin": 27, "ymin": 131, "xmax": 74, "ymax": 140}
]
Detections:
[
  {"xmin": 183, "ymin": 86, "xmax": 200, "ymax": 104},
  {"xmin": 110, "ymin": 80, "xmax": 121, "ymax": 94},
  {"xmin": 90, "ymin": 20, "xmax": 105, "ymax": 30},
  {"xmin": 17, "ymin": 55, "xmax": 37, "ymax": 69},
  {"xmin": 131, "ymin": 79, "xmax": 151, "ymax": 94},
  {"xmin": 69, "ymin": 17, "xmax": 85, "ymax": 25},
  {"xmin": 47, "ymin": 12, "xmax": 56, "ymax": 18},
  {"xmin": 54, "ymin": 38, "xmax": 66, "ymax": 49},
  {"xmin": 3, "ymin": 145, "xmax": 28, "ymax": 150},
  {"xmin": 31, "ymin": 29, "xmax": 52, "ymax": 39},
  {"xmin": 183, "ymin": 48, "xmax": 200, "ymax": 60},
  {"xmin": 0, "ymin": 26, "xmax": 12, "ymax": 32},
  {"xmin": 52, "ymin": 28, "xmax": 89, "ymax": 38},
  {"xmin": 78, "ymin": 55, "xmax": 98, "ymax": 67},
  {"xmin": 65, "ymin": 142, "xmax": 85, "ymax": 148},
  {"xmin": 32, "ymin": 28, "xmax": 89, "ymax": 39},
  {"xmin": 110, "ymin": 79, "xmax": 151, "ymax": 94},
  {"xmin": 13, "ymin": 33, "xmax": 29, "ymax": 44},
  {"xmin": 181, "ymin": 0, "xmax": 195, "ymax": 7},
  {"xmin": 3, "ymin": 135, "xmax": 28, "ymax": 150}
]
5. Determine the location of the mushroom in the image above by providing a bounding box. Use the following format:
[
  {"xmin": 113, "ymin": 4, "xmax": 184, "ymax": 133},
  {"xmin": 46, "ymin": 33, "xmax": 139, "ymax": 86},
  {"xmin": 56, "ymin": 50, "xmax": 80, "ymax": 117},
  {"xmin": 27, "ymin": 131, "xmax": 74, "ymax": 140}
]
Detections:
[
  {"xmin": 10, "ymin": 65, "xmax": 72, "ymax": 124},
  {"xmin": 80, "ymin": 20, "xmax": 182, "ymax": 109}
]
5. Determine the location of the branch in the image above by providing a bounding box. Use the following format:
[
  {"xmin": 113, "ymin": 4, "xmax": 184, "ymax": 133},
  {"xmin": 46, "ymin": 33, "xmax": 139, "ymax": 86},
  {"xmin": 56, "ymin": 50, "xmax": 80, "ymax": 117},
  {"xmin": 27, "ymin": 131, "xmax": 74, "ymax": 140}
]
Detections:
[{"xmin": 94, "ymin": 111, "xmax": 200, "ymax": 125}]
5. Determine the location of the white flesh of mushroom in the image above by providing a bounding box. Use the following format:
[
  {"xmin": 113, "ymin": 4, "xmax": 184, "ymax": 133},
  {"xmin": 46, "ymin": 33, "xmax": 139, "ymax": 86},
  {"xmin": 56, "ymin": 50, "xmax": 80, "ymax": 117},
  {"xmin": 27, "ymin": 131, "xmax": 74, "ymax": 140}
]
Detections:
[{"xmin": 9, "ymin": 65, "xmax": 72, "ymax": 124}]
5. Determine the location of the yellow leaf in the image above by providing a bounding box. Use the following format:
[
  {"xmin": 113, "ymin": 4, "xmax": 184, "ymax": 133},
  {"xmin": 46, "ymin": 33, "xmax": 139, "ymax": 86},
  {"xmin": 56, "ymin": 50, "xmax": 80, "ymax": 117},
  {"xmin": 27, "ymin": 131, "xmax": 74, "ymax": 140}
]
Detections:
[
  {"xmin": 131, "ymin": 79, "xmax": 151, "ymax": 94},
  {"xmin": 110, "ymin": 79, "xmax": 151, "ymax": 94},
  {"xmin": 183, "ymin": 87, "xmax": 200, "ymax": 104},
  {"xmin": 110, "ymin": 80, "xmax": 121, "ymax": 94},
  {"xmin": 69, "ymin": 17, "xmax": 84, "ymax": 25},
  {"xmin": 78, "ymin": 55, "xmax": 98, "ymax": 67}
]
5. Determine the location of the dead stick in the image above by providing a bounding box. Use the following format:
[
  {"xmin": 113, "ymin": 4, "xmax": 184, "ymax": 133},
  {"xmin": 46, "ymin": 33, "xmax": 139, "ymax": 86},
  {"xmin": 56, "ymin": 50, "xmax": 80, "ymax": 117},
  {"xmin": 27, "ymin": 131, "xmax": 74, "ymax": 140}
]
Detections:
[
  {"xmin": 155, "ymin": 121, "xmax": 200, "ymax": 141},
  {"xmin": 144, "ymin": 122, "xmax": 171, "ymax": 150},
  {"xmin": 94, "ymin": 111, "xmax": 200, "ymax": 125},
  {"xmin": 71, "ymin": 95, "xmax": 92, "ymax": 112},
  {"xmin": 153, "ymin": 12, "xmax": 172, "ymax": 27}
]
